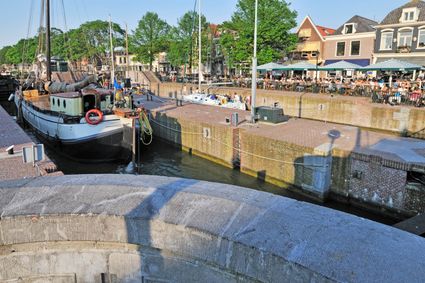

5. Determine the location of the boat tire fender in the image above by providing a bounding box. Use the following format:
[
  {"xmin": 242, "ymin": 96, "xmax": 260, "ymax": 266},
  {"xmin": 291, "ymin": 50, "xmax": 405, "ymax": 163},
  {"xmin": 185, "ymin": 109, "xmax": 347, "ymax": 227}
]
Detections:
[{"xmin": 85, "ymin": 109, "xmax": 103, "ymax": 125}]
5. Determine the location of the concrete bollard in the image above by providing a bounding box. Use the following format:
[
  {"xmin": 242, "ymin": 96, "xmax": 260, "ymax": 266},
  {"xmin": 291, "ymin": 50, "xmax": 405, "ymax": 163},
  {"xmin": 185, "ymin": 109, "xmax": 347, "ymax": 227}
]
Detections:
[{"xmin": 231, "ymin": 113, "xmax": 239, "ymax": 126}]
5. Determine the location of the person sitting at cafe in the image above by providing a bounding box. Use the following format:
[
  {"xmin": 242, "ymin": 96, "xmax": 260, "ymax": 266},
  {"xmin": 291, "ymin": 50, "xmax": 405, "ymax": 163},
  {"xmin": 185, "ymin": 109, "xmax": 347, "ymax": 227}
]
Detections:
[{"xmin": 328, "ymin": 80, "xmax": 336, "ymax": 92}]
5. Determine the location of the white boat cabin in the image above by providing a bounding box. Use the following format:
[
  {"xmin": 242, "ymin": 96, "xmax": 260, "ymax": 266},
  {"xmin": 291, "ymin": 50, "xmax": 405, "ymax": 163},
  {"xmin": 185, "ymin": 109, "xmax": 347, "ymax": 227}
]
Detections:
[{"xmin": 49, "ymin": 90, "xmax": 113, "ymax": 117}]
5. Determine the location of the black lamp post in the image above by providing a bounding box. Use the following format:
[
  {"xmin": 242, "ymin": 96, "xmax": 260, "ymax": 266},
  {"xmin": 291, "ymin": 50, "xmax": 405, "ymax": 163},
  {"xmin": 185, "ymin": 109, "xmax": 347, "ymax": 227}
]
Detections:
[{"xmin": 315, "ymin": 49, "xmax": 320, "ymax": 83}]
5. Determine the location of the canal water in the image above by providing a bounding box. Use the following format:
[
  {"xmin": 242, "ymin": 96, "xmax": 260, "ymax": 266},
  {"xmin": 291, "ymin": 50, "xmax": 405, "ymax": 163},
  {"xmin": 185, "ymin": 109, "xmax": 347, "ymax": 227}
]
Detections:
[{"xmin": 26, "ymin": 126, "xmax": 396, "ymax": 226}]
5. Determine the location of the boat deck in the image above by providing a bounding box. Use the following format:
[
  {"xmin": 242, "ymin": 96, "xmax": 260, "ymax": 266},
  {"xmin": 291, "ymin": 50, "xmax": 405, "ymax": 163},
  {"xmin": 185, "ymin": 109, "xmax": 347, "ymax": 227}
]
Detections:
[{"xmin": 26, "ymin": 95, "xmax": 51, "ymax": 111}]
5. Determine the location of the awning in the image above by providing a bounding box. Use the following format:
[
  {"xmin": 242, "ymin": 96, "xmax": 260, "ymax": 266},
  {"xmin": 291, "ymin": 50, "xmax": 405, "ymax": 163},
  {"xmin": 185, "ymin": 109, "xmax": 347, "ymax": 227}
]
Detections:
[
  {"xmin": 362, "ymin": 58, "xmax": 424, "ymax": 71},
  {"xmin": 324, "ymin": 59, "xmax": 370, "ymax": 67},
  {"xmin": 298, "ymin": 28, "xmax": 312, "ymax": 38},
  {"xmin": 319, "ymin": 60, "xmax": 363, "ymax": 71},
  {"xmin": 295, "ymin": 41, "xmax": 321, "ymax": 52},
  {"xmin": 257, "ymin": 62, "xmax": 286, "ymax": 71}
]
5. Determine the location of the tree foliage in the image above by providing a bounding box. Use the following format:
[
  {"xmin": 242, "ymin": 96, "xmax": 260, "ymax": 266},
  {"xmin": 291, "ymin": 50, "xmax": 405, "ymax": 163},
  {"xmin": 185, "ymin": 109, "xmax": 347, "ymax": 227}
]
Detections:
[
  {"xmin": 132, "ymin": 12, "xmax": 170, "ymax": 70},
  {"xmin": 71, "ymin": 20, "xmax": 125, "ymax": 65},
  {"xmin": 220, "ymin": 0, "xmax": 297, "ymax": 66},
  {"xmin": 0, "ymin": 2, "xmax": 298, "ymax": 73},
  {"xmin": 167, "ymin": 11, "xmax": 209, "ymax": 73},
  {"xmin": 0, "ymin": 20, "xmax": 124, "ymax": 66}
]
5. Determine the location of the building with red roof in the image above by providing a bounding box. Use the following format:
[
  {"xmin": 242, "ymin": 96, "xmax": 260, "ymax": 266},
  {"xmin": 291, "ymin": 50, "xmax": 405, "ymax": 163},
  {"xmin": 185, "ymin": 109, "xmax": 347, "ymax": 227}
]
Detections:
[{"xmin": 290, "ymin": 16, "xmax": 335, "ymax": 65}]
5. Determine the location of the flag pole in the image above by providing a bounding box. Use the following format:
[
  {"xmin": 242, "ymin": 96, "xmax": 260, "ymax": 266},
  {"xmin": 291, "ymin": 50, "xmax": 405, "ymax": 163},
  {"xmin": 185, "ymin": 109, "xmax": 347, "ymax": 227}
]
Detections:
[{"xmin": 250, "ymin": 0, "xmax": 258, "ymax": 123}]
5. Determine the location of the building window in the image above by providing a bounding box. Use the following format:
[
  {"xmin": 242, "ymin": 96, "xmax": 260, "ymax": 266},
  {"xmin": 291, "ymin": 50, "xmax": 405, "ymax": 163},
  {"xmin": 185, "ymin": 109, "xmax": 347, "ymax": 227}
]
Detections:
[
  {"xmin": 405, "ymin": 11, "xmax": 414, "ymax": 21},
  {"xmin": 351, "ymin": 41, "xmax": 360, "ymax": 56},
  {"xmin": 401, "ymin": 8, "xmax": 419, "ymax": 23},
  {"xmin": 336, "ymin": 42, "xmax": 345, "ymax": 56},
  {"xmin": 398, "ymin": 29, "xmax": 413, "ymax": 47},
  {"xmin": 418, "ymin": 29, "xmax": 425, "ymax": 48},
  {"xmin": 380, "ymin": 31, "xmax": 393, "ymax": 50},
  {"xmin": 344, "ymin": 24, "xmax": 355, "ymax": 34}
]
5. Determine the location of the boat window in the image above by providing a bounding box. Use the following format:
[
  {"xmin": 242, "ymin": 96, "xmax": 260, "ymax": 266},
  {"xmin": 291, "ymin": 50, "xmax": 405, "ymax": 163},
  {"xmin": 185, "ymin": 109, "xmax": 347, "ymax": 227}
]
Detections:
[
  {"xmin": 63, "ymin": 99, "xmax": 66, "ymax": 108},
  {"xmin": 57, "ymin": 99, "xmax": 60, "ymax": 107},
  {"xmin": 52, "ymin": 98, "xmax": 55, "ymax": 106}
]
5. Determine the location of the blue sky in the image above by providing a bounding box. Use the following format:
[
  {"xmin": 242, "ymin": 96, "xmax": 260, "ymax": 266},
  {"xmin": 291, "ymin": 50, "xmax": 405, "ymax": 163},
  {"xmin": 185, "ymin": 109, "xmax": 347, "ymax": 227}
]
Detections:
[{"xmin": 0, "ymin": 0, "xmax": 410, "ymax": 48}]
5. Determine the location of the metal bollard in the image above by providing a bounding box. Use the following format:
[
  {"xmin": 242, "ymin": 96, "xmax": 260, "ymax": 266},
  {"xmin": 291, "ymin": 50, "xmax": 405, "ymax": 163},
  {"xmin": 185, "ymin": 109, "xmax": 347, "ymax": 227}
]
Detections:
[{"xmin": 231, "ymin": 112, "xmax": 239, "ymax": 126}]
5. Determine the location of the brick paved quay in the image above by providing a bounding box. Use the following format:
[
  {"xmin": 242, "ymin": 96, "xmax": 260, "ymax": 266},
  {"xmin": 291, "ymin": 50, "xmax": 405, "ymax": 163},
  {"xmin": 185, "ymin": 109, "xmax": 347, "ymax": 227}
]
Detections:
[
  {"xmin": 0, "ymin": 105, "xmax": 61, "ymax": 181},
  {"xmin": 139, "ymin": 94, "xmax": 425, "ymax": 216},
  {"xmin": 156, "ymin": 83, "xmax": 425, "ymax": 139}
]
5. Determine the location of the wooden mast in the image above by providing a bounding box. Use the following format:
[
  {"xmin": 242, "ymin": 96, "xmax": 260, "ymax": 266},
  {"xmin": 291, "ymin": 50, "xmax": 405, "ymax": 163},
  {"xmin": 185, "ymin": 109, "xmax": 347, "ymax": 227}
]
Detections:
[{"xmin": 46, "ymin": 0, "xmax": 51, "ymax": 81}]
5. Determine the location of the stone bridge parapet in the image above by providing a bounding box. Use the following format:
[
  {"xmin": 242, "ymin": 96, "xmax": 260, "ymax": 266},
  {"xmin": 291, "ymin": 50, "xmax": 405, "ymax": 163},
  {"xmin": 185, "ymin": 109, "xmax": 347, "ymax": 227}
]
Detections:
[{"xmin": 0, "ymin": 175, "xmax": 424, "ymax": 282}]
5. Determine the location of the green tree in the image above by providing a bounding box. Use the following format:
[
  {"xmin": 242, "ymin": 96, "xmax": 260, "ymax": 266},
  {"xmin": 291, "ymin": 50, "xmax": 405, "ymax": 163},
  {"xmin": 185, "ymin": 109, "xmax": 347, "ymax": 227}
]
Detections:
[
  {"xmin": 0, "ymin": 46, "xmax": 12, "ymax": 64},
  {"xmin": 0, "ymin": 20, "xmax": 125, "ymax": 69},
  {"xmin": 2, "ymin": 37, "xmax": 38, "ymax": 65},
  {"xmin": 220, "ymin": 0, "xmax": 297, "ymax": 67},
  {"xmin": 67, "ymin": 20, "xmax": 125, "ymax": 66},
  {"xmin": 168, "ymin": 11, "xmax": 208, "ymax": 74},
  {"xmin": 132, "ymin": 12, "xmax": 170, "ymax": 71},
  {"xmin": 51, "ymin": 28, "xmax": 67, "ymax": 59}
]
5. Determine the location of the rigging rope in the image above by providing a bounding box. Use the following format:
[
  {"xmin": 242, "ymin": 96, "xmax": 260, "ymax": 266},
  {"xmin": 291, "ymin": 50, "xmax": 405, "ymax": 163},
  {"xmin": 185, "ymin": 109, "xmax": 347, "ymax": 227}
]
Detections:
[
  {"xmin": 21, "ymin": 0, "xmax": 35, "ymax": 70},
  {"xmin": 72, "ymin": 0, "xmax": 91, "ymax": 71},
  {"xmin": 139, "ymin": 111, "xmax": 153, "ymax": 146},
  {"xmin": 37, "ymin": 0, "xmax": 45, "ymax": 55},
  {"xmin": 59, "ymin": 0, "xmax": 74, "ymax": 70},
  {"xmin": 180, "ymin": 0, "xmax": 199, "ymax": 95}
]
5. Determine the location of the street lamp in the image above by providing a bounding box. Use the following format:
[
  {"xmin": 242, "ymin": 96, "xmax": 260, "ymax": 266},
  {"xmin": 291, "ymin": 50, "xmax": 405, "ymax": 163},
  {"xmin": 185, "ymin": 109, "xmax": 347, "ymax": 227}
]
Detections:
[{"xmin": 250, "ymin": 0, "xmax": 258, "ymax": 123}]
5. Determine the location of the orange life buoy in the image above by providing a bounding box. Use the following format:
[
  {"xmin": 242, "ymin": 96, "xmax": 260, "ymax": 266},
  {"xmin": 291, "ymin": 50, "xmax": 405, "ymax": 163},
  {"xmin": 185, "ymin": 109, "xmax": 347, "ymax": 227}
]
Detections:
[{"xmin": 85, "ymin": 109, "xmax": 103, "ymax": 125}]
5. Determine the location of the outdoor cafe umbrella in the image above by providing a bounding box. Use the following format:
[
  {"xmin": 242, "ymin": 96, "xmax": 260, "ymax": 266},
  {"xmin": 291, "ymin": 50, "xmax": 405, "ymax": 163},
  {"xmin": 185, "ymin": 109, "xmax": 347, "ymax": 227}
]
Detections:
[
  {"xmin": 361, "ymin": 58, "xmax": 424, "ymax": 86},
  {"xmin": 361, "ymin": 58, "xmax": 423, "ymax": 71},
  {"xmin": 257, "ymin": 62, "xmax": 286, "ymax": 71},
  {"xmin": 319, "ymin": 60, "xmax": 363, "ymax": 71},
  {"xmin": 281, "ymin": 61, "xmax": 318, "ymax": 71},
  {"xmin": 279, "ymin": 61, "xmax": 318, "ymax": 80}
]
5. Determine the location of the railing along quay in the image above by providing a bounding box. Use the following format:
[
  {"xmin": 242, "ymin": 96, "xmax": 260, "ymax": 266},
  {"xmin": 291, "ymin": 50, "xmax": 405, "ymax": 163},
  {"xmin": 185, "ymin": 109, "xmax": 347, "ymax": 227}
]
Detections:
[{"xmin": 160, "ymin": 77, "xmax": 425, "ymax": 108}]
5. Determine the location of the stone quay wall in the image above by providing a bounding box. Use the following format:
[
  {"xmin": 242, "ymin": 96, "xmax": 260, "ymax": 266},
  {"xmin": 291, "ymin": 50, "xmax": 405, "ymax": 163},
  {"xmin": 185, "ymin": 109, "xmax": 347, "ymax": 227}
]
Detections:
[
  {"xmin": 147, "ymin": 100, "xmax": 425, "ymax": 217},
  {"xmin": 1, "ymin": 175, "xmax": 425, "ymax": 283},
  {"xmin": 151, "ymin": 110, "xmax": 236, "ymax": 168},
  {"xmin": 155, "ymin": 82, "xmax": 425, "ymax": 139}
]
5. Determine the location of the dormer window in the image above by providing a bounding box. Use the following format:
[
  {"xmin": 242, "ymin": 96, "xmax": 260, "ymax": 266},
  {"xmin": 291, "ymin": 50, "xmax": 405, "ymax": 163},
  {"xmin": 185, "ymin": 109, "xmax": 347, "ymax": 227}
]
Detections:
[
  {"xmin": 344, "ymin": 23, "xmax": 356, "ymax": 34},
  {"xmin": 405, "ymin": 11, "xmax": 415, "ymax": 21},
  {"xmin": 400, "ymin": 8, "xmax": 419, "ymax": 23}
]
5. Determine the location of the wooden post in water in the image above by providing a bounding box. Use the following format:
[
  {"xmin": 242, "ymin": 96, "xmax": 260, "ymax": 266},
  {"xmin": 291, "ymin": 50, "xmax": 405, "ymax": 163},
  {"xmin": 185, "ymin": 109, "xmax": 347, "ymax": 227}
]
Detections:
[
  {"xmin": 132, "ymin": 118, "xmax": 137, "ymax": 168},
  {"xmin": 137, "ymin": 121, "xmax": 141, "ymax": 172}
]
